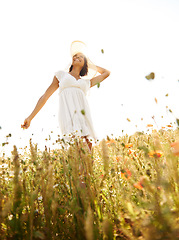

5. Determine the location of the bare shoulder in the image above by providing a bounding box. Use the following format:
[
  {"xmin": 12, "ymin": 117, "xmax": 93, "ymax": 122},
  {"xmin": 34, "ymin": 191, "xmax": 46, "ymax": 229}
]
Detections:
[{"xmin": 55, "ymin": 70, "xmax": 64, "ymax": 82}]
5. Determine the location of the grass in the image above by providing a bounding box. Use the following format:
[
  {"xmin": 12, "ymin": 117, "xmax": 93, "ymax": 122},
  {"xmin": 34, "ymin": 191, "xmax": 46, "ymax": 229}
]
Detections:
[{"xmin": 0, "ymin": 128, "xmax": 179, "ymax": 240}]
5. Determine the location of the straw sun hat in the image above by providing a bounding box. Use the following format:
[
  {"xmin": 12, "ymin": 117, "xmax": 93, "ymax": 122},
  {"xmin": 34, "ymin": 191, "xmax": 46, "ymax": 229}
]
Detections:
[{"xmin": 70, "ymin": 40, "xmax": 97, "ymax": 79}]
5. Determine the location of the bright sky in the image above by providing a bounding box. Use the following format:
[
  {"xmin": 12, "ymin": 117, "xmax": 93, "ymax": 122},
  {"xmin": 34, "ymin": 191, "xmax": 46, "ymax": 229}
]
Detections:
[{"xmin": 0, "ymin": 0, "xmax": 179, "ymax": 155}]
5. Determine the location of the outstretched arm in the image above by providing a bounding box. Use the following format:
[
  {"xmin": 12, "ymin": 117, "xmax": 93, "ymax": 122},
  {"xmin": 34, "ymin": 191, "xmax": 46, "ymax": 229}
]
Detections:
[
  {"xmin": 90, "ymin": 66, "xmax": 110, "ymax": 88},
  {"xmin": 21, "ymin": 76, "xmax": 59, "ymax": 129}
]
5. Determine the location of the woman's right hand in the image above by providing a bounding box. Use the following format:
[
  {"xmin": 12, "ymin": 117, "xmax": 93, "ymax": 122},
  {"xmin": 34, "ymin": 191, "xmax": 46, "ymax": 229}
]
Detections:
[{"xmin": 21, "ymin": 117, "xmax": 31, "ymax": 129}]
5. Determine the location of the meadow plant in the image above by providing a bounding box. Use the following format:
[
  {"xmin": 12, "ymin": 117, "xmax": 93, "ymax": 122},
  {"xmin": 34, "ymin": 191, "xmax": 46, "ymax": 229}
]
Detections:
[{"xmin": 0, "ymin": 129, "xmax": 178, "ymax": 239}]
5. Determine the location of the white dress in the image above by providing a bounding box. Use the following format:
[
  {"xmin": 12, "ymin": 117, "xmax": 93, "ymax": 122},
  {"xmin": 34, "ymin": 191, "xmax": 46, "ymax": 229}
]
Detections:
[{"xmin": 55, "ymin": 71, "xmax": 96, "ymax": 140}]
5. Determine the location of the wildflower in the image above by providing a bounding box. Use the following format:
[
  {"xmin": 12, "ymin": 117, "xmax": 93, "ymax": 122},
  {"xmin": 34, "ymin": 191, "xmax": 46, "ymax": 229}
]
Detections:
[
  {"xmin": 146, "ymin": 124, "xmax": 153, "ymax": 128},
  {"xmin": 134, "ymin": 182, "xmax": 143, "ymax": 190},
  {"xmin": 148, "ymin": 150, "xmax": 163, "ymax": 158},
  {"xmin": 166, "ymin": 125, "xmax": 172, "ymax": 128},
  {"xmin": 115, "ymin": 156, "xmax": 122, "ymax": 162},
  {"xmin": 128, "ymin": 149, "xmax": 137, "ymax": 156},
  {"xmin": 134, "ymin": 176, "xmax": 149, "ymax": 190},
  {"xmin": 106, "ymin": 138, "xmax": 116, "ymax": 146},
  {"xmin": 125, "ymin": 143, "xmax": 133, "ymax": 148},
  {"xmin": 128, "ymin": 149, "xmax": 132, "ymax": 155},
  {"xmin": 1, "ymin": 164, "xmax": 8, "ymax": 168},
  {"xmin": 121, "ymin": 169, "xmax": 131, "ymax": 180},
  {"xmin": 38, "ymin": 196, "xmax": 43, "ymax": 201},
  {"xmin": 171, "ymin": 141, "xmax": 179, "ymax": 156}
]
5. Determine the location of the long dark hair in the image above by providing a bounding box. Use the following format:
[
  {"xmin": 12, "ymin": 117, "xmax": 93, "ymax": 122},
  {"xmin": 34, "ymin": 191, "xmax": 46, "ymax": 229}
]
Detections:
[{"xmin": 69, "ymin": 55, "xmax": 88, "ymax": 77}]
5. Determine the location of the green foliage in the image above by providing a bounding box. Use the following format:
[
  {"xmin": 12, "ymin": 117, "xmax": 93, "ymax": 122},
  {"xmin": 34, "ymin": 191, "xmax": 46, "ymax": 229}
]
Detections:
[
  {"xmin": 176, "ymin": 118, "xmax": 179, "ymax": 127},
  {"xmin": 81, "ymin": 109, "xmax": 86, "ymax": 115},
  {"xmin": 97, "ymin": 82, "xmax": 100, "ymax": 88},
  {"xmin": 0, "ymin": 130, "xmax": 179, "ymax": 239}
]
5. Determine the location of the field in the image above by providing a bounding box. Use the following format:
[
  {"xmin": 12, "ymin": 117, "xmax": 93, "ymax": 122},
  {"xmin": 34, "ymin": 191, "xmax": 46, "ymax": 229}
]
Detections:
[{"xmin": 0, "ymin": 128, "xmax": 179, "ymax": 240}]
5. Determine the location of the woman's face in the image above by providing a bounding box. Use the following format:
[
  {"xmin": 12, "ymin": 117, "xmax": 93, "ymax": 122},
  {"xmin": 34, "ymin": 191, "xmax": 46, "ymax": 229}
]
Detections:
[{"xmin": 72, "ymin": 52, "xmax": 85, "ymax": 69}]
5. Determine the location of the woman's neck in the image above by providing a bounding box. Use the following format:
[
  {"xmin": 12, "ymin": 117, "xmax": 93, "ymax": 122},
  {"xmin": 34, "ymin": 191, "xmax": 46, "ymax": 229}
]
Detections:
[{"xmin": 70, "ymin": 66, "xmax": 81, "ymax": 79}]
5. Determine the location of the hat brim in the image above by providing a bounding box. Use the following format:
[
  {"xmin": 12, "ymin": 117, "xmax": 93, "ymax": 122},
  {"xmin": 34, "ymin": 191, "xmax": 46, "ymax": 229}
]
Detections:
[{"xmin": 70, "ymin": 40, "xmax": 97, "ymax": 79}]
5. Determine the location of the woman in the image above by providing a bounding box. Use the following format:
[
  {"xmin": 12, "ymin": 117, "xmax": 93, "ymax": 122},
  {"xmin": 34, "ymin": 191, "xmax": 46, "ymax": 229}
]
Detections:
[{"xmin": 21, "ymin": 41, "xmax": 110, "ymax": 150}]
